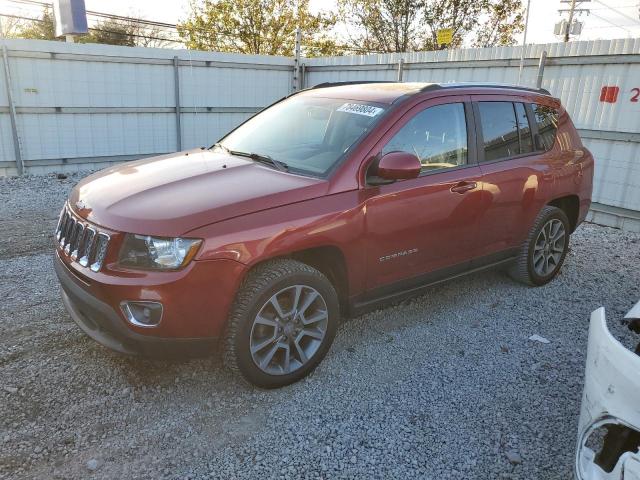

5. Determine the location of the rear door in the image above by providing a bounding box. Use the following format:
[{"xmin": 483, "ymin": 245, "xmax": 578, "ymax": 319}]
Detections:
[
  {"xmin": 470, "ymin": 95, "xmax": 555, "ymax": 262},
  {"xmin": 362, "ymin": 95, "xmax": 484, "ymax": 291}
]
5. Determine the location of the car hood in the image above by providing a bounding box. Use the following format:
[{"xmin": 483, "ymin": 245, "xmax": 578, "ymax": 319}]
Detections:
[{"xmin": 69, "ymin": 149, "xmax": 328, "ymax": 236}]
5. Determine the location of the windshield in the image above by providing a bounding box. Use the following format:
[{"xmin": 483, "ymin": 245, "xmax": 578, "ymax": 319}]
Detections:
[{"xmin": 217, "ymin": 95, "xmax": 388, "ymax": 177}]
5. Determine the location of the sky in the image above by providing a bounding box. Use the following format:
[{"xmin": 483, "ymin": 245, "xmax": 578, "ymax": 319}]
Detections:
[{"xmin": 1, "ymin": 0, "xmax": 639, "ymax": 48}]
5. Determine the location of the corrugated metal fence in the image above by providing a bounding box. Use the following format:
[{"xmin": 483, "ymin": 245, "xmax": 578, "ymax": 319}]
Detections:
[
  {"xmin": 1, "ymin": 38, "xmax": 639, "ymax": 228},
  {"xmin": 0, "ymin": 39, "xmax": 292, "ymax": 176}
]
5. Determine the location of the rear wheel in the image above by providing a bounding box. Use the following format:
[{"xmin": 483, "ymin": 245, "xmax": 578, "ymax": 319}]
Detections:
[
  {"xmin": 223, "ymin": 259, "xmax": 339, "ymax": 388},
  {"xmin": 509, "ymin": 206, "xmax": 570, "ymax": 286}
]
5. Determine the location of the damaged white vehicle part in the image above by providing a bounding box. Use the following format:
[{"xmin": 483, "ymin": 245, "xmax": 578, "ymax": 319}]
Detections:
[{"xmin": 576, "ymin": 300, "xmax": 640, "ymax": 480}]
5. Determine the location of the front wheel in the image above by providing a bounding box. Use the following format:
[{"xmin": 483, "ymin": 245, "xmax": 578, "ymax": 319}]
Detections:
[
  {"xmin": 223, "ymin": 259, "xmax": 339, "ymax": 388},
  {"xmin": 509, "ymin": 206, "xmax": 570, "ymax": 286}
]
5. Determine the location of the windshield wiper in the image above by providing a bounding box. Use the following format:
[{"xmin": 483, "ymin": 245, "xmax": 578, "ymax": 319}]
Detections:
[
  {"xmin": 230, "ymin": 150, "xmax": 289, "ymax": 172},
  {"xmin": 212, "ymin": 143, "xmax": 289, "ymax": 172}
]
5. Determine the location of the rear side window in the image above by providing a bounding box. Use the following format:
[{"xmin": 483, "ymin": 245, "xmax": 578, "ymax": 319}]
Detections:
[
  {"xmin": 477, "ymin": 101, "xmax": 537, "ymax": 162},
  {"xmin": 532, "ymin": 103, "xmax": 559, "ymax": 151},
  {"xmin": 477, "ymin": 102, "xmax": 520, "ymax": 162}
]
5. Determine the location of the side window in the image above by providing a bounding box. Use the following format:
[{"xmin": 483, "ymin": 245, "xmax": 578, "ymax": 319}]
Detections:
[
  {"xmin": 382, "ymin": 103, "xmax": 467, "ymax": 173},
  {"xmin": 514, "ymin": 103, "xmax": 533, "ymax": 154},
  {"xmin": 477, "ymin": 102, "xmax": 520, "ymax": 162},
  {"xmin": 532, "ymin": 103, "xmax": 559, "ymax": 151}
]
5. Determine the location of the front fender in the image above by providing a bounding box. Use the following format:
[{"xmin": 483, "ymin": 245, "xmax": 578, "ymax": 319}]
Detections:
[{"xmin": 187, "ymin": 190, "xmax": 369, "ymax": 298}]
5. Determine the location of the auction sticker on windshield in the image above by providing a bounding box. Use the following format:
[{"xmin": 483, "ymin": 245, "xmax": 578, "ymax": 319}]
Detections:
[{"xmin": 337, "ymin": 103, "xmax": 384, "ymax": 117}]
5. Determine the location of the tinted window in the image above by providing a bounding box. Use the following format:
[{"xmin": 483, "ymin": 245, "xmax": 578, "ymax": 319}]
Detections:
[
  {"xmin": 382, "ymin": 103, "xmax": 467, "ymax": 172},
  {"xmin": 533, "ymin": 103, "xmax": 559, "ymax": 151},
  {"xmin": 515, "ymin": 102, "xmax": 533, "ymax": 154},
  {"xmin": 478, "ymin": 102, "xmax": 520, "ymax": 162}
]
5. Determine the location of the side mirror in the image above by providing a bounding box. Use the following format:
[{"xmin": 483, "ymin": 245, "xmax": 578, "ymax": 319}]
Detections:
[{"xmin": 376, "ymin": 151, "xmax": 421, "ymax": 181}]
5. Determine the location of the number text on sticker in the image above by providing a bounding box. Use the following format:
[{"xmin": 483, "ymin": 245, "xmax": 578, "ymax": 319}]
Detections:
[{"xmin": 337, "ymin": 103, "xmax": 384, "ymax": 117}]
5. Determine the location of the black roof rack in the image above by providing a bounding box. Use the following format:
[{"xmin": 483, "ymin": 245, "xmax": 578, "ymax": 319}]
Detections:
[
  {"xmin": 421, "ymin": 82, "xmax": 551, "ymax": 96},
  {"xmin": 311, "ymin": 81, "xmax": 396, "ymax": 89},
  {"xmin": 310, "ymin": 80, "xmax": 551, "ymax": 96}
]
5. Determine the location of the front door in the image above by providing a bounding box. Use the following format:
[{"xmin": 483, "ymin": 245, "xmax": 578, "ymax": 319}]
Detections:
[{"xmin": 362, "ymin": 96, "xmax": 484, "ymax": 292}]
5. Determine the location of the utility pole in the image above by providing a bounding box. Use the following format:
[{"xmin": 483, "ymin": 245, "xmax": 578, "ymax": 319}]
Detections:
[
  {"xmin": 557, "ymin": 0, "xmax": 590, "ymax": 42},
  {"xmin": 518, "ymin": 0, "xmax": 532, "ymax": 84},
  {"xmin": 565, "ymin": 0, "xmax": 577, "ymax": 41}
]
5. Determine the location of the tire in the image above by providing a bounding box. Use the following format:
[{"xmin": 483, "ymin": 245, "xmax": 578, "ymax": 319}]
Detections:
[
  {"xmin": 223, "ymin": 259, "xmax": 339, "ymax": 388},
  {"xmin": 509, "ymin": 206, "xmax": 571, "ymax": 286}
]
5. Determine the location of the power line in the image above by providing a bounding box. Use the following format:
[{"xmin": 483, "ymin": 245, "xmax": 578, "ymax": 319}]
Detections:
[
  {"xmin": 6, "ymin": 0, "xmax": 182, "ymax": 29},
  {"xmin": 2, "ymin": 1, "xmax": 384, "ymax": 54},
  {"xmin": 17, "ymin": 0, "xmax": 159, "ymax": 28},
  {"xmin": 588, "ymin": 10, "xmax": 637, "ymax": 34},
  {"xmin": 588, "ymin": 3, "xmax": 638, "ymax": 10},
  {"xmin": 0, "ymin": 13, "xmax": 182, "ymax": 43},
  {"xmin": 592, "ymin": 0, "xmax": 640, "ymax": 25}
]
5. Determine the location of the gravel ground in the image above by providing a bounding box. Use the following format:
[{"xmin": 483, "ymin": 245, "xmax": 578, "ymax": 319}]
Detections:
[{"xmin": 1, "ymin": 173, "xmax": 639, "ymax": 480}]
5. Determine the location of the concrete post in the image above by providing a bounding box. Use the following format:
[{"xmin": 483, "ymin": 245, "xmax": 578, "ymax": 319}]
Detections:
[
  {"xmin": 536, "ymin": 51, "xmax": 547, "ymax": 89},
  {"xmin": 1, "ymin": 44, "xmax": 24, "ymax": 175},
  {"xmin": 173, "ymin": 56, "xmax": 182, "ymax": 151},
  {"xmin": 292, "ymin": 28, "xmax": 302, "ymax": 92}
]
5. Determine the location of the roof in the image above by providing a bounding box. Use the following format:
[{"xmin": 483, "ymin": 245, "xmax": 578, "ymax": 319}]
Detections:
[{"xmin": 301, "ymin": 81, "xmax": 551, "ymax": 104}]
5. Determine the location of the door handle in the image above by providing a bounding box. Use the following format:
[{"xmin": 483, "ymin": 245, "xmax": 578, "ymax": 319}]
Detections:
[{"xmin": 450, "ymin": 181, "xmax": 477, "ymax": 194}]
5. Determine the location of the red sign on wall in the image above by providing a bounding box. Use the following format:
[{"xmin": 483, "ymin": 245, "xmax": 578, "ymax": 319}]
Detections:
[{"xmin": 600, "ymin": 86, "xmax": 620, "ymax": 103}]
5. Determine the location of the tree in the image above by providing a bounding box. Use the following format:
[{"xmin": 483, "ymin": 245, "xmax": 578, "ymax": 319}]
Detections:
[
  {"xmin": 80, "ymin": 19, "xmax": 176, "ymax": 48},
  {"xmin": 473, "ymin": 0, "xmax": 524, "ymax": 48},
  {"xmin": 0, "ymin": 14, "xmax": 29, "ymax": 39},
  {"xmin": 338, "ymin": 0, "xmax": 524, "ymax": 53},
  {"xmin": 339, "ymin": 0, "xmax": 425, "ymax": 53},
  {"xmin": 177, "ymin": 0, "xmax": 339, "ymax": 56},
  {"xmin": 79, "ymin": 19, "xmax": 137, "ymax": 47},
  {"xmin": 132, "ymin": 26, "xmax": 176, "ymax": 49},
  {"xmin": 16, "ymin": 7, "xmax": 58, "ymax": 41},
  {"xmin": 421, "ymin": 0, "xmax": 487, "ymax": 49}
]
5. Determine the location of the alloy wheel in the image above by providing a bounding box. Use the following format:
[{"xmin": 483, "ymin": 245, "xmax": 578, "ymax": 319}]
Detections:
[
  {"xmin": 532, "ymin": 218, "xmax": 566, "ymax": 277},
  {"xmin": 249, "ymin": 285, "xmax": 329, "ymax": 375}
]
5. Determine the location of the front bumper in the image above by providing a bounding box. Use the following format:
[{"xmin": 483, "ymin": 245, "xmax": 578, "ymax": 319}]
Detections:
[
  {"xmin": 575, "ymin": 302, "xmax": 640, "ymax": 479},
  {"xmin": 54, "ymin": 251, "xmax": 245, "ymax": 356}
]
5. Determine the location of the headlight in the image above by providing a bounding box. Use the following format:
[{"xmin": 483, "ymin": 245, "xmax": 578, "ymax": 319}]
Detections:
[{"xmin": 118, "ymin": 234, "xmax": 202, "ymax": 270}]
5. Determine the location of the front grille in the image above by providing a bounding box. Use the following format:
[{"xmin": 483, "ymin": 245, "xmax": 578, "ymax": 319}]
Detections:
[{"xmin": 56, "ymin": 206, "xmax": 110, "ymax": 272}]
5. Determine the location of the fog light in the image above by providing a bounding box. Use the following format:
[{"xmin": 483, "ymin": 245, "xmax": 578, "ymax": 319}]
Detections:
[{"xmin": 120, "ymin": 301, "xmax": 163, "ymax": 327}]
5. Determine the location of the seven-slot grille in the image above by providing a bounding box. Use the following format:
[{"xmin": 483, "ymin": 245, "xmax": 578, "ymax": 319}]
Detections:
[{"xmin": 56, "ymin": 206, "xmax": 110, "ymax": 272}]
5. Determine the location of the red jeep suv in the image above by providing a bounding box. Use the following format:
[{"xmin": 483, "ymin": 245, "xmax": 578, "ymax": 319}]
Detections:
[{"xmin": 54, "ymin": 82, "xmax": 593, "ymax": 387}]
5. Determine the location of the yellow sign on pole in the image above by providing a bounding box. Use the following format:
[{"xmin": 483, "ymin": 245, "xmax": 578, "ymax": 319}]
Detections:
[{"xmin": 436, "ymin": 28, "xmax": 453, "ymax": 45}]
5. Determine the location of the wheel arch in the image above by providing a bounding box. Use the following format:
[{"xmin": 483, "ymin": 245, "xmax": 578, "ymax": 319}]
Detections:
[
  {"xmin": 548, "ymin": 194, "xmax": 580, "ymax": 232},
  {"xmin": 243, "ymin": 245, "xmax": 350, "ymax": 313}
]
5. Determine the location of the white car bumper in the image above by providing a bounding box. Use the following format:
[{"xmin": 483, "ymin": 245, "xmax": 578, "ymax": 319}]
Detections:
[{"xmin": 576, "ymin": 300, "xmax": 640, "ymax": 480}]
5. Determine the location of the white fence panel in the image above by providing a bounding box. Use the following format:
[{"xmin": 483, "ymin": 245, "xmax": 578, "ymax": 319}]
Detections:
[
  {"xmin": 0, "ymin": 39, "xmax": 293, "ymax": 174},
  {"xmin": 0, "ymin": 116, "xmax": 15, "ymax": 163},
  {"xmin": 180, "ymin": 112, "xmax": 254, "ymax": 152}
]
